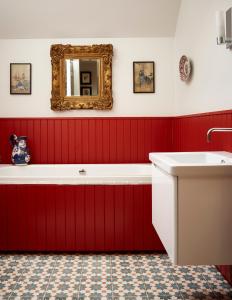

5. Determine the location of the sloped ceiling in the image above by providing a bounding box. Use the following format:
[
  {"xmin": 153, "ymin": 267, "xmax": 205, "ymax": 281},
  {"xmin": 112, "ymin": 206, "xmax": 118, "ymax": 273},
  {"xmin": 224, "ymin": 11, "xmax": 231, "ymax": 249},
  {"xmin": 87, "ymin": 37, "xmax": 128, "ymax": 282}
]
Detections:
[{"xmin": 0, "ymin": 0, "xmax": 181, "ymax": 38}]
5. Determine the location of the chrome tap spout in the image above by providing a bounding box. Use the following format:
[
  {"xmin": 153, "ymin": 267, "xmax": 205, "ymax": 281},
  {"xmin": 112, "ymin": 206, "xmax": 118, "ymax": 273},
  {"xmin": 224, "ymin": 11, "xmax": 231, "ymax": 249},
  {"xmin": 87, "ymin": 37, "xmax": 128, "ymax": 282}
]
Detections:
[{"xmin": 207, "ymin": 127, "xmax": 232, "ymax": 142}]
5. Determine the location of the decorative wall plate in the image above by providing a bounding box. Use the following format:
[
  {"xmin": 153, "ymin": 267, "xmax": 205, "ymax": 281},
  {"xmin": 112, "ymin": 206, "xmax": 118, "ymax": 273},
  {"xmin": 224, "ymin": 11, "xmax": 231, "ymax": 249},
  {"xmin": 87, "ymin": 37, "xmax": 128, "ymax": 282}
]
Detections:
[{"xmin": 179, "ymin": 55, "xmax": 191, "ymax": 81}]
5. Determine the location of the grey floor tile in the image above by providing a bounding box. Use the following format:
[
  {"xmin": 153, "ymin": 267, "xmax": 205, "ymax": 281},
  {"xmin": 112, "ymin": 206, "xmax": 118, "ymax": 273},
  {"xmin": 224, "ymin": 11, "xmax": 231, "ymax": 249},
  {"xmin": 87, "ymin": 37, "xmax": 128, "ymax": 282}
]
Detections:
[{"xmin": 0, "ymin": 253, "xmax": 231, "ymax": 299}]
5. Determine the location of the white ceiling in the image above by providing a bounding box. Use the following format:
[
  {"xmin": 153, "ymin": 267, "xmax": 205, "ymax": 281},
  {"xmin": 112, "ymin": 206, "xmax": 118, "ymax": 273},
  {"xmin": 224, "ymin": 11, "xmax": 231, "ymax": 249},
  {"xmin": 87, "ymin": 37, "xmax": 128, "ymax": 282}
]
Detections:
[{"xmin": 0, "ymin": 0, "xmax": 181, "ymax": 38}]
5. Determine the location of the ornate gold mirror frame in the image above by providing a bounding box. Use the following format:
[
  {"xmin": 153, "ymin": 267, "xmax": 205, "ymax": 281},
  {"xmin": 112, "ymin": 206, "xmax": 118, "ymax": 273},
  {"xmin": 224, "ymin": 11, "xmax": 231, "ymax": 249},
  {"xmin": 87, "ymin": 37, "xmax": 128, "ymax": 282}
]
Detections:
[{"xmin": 50, "ymin": 44, "xmax": 113, "ymax": 111}]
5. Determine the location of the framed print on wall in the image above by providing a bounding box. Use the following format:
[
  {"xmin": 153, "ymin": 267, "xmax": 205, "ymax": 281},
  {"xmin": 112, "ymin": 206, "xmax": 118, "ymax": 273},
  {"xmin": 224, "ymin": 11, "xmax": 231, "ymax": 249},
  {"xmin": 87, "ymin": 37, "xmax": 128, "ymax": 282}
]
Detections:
[
  {"xmin": 80, "ymin": 71, "xmax": 92, "ymax": 85},
  {"xmin": 10, "ymin": 63, "xmax": 32, "ymax": 94},
  {"xmin": 133, "ymin": 61, "xmax": 155, "ymax": 93},
  {"xmin": 81, "ymin": 86, "xmax": 92, "ymax": 96}
]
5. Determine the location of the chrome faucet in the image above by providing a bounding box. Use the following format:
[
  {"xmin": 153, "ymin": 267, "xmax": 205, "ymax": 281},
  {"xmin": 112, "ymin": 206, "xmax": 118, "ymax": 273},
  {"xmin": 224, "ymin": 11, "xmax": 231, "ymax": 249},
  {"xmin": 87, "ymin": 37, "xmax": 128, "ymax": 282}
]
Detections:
[{"xmin": 207, "ymin": 127, "xmax": 232, "ymax": 142}]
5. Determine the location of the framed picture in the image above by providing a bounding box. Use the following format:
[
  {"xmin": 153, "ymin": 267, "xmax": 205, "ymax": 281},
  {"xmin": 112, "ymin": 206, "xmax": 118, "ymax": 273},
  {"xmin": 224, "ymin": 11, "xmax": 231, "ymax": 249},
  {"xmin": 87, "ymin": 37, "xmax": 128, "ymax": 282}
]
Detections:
[
  {"xmin": 81, "ymin": 86, "xmax": 92, "ymax": 96},
  {"xmin": 133, "ymin": 61, "xmax": 155, "ymax": 93},
  {"xmin": 10, "ymin": 63, "xmax": 32, "ymax": 94},
  {"xmin": 80, "ymin": 71, "xmax": 92, "ymax": 85}
]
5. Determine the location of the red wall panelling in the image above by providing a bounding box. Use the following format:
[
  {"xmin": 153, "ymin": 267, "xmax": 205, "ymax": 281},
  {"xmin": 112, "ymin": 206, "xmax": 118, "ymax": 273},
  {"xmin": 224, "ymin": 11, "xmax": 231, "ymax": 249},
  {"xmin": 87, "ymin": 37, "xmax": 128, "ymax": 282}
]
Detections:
[
  {"xmin": 173, "ymin": 110, "xmax": 232, "ymax": 152},
  {"xmin": 0, "ymin": 184, "xmax": 164, "ymax": 252},
  {"xmin": 0, "ymin": 117, "xmax": 173, "ymax": 164}
]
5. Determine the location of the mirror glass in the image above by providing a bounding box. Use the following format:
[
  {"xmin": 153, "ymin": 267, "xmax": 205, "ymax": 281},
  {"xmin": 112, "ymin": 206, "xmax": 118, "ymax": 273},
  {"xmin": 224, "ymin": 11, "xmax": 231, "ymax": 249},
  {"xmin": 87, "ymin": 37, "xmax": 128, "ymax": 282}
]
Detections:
[{"xmin": 65, "ymin": 58, "xmax": 100, "ymax": 97}]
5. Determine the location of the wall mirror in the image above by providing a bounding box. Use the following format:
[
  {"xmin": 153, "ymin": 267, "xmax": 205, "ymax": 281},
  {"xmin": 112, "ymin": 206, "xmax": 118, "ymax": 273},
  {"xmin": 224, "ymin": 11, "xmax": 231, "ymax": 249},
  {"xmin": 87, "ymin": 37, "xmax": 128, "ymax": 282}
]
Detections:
[{"xmin": 50, "ymin": 44, "xmax": 113, "ymax": 111}]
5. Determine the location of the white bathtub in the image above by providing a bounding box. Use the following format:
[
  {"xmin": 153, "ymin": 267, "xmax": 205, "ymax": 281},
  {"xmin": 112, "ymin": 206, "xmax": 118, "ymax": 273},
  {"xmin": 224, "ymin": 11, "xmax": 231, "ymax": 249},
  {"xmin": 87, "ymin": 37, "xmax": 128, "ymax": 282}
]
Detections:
[{"xmin": 0, "ymin": 164, "xmax": 151, "ymax": 185}]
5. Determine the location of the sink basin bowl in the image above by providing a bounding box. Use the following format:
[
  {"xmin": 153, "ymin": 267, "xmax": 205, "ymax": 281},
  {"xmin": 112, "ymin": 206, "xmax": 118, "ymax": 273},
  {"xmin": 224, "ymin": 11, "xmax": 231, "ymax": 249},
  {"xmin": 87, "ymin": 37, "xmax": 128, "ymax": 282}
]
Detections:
[{"xmin": 149, "ymin": 151, "xmax": 232, "ymax": 176}]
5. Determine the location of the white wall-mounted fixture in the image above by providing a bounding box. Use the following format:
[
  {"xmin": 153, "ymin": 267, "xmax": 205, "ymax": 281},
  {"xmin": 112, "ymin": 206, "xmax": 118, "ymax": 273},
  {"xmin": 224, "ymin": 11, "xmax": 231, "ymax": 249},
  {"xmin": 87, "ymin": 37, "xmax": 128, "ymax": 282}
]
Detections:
[
  {"xmin": 149, "ymin": 151, "xmax": 232, "ymax": 265},
  {"xmin": 216, "ymin": 8, "xmax": 232, "ymax": 49}
]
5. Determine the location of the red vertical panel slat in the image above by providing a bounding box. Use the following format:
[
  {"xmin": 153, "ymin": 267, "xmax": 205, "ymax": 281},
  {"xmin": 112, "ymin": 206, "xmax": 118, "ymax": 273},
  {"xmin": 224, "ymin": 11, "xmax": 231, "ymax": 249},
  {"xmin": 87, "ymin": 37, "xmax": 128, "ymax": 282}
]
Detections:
[
  {"xmin": 13, "ymin": 119, "xmax": 21, "ymax": 137},
  {"xmin": 74, "ymin": 120, "xmax": 82, "ymax": 163},
  {"xmin": 21, "ymin": 185, "xmax": 29, "ymax": 250},
  {"xmin": 144, "ymin": 119, "xmax": 152, "ymax": 161},
  {"xmin": 5, "ymin": 186, "xmax": 12, "ymax": 249},
  {"xmin": 88, "ymin": 119, "xmax": 96, "ymax": 163},
  {"xmin": 85, "ymin": 186, "xmax": 95, "ymax": 250},
  {"xmin": 102, "ymin": 119, "xmax": 110, "ymax": 163},
  {"xmin": 82, "ymin": 120, "xmax": 89, "ymax": 163},
  {"xmin": 176, "ymin": 118, "xmax": 181, "ymax": 152},
  {"xmin": 68, "ymin": 120, "xmax": 76, "ymax": 163},
  {"xmin": 168, "ymin": 118, "xmax": 173, "ymax": 151},
  {"xmin": 20, "ymin": 119, "xmax": 28, "ymax": 139},
  {"xmin": 10, "ymin": 185, "xmax": 20, "ymax": 249},
  {"xmin": 137, "ymin": 119, "xmax": 145, "ymax": 162},
  {"xmin": 124, "ymin": 185, "xmax": 134, "ymax": 250},
  {"xmin": 55, "ymin": 186, "xmax": 66, "ymax": 250},
  {"xmin": 0, "ymin": 186, "xmax": 7, "ymax": 250},
  {"xmin": 33, "ymin": 120, "xmax": 41, "ymax": 163},
  {"xmin": 173, "ymin": 118, "xmax": 179, "ymax": 152},
  {"xmin": 114, "ymin": 186, "xmax": 124, "ymax": 250},
  {"xmin": 54, "ymin": 120, "xmax": 62, "ymax": 164},
  {"xmin": 40, "ymin": 119, "xmax": 48, "ymax": 163},
  {"xmin": 47, "ymin": 120, "xmax": 55, "ymax": 164},
  {"xmin": 151, "ymin": 119, "xmax": 157, "ymax": 153},
  {"xmin": 94, "ymin": 186, "xmax": 105, "ymax": 251},
  {"xmin": 0, "ymin": 120, "xmax": 6, "ymax": 163},
  {"xmin": 116, "ymin": 120, "xmax": 124, "ymax": 163},
  {"xmin": 36, "ymin": 185, "xmax": 46, "ymax": 250},
  {"xmin": 65, "ymin": 186, "xmax": 76, "ymax": 250},
  {"xmin": 109, "ymin": 120, "xmax": 117, "ymax": 163},
  {"xmin": 42, "ymin": 185, "xmax": 48, "ymax": 250},
  {"xmin": 27, "ymin": 119, "xmax": 35, "ymax": 163},
  {"xmin": 0, "ymin": 120, "xmax": 5, "ymax": 163},
  {"xmin": 27, "ymin": 185, "xmax": 37, "ymax": 250},
  {"xmin": 75, "ymin": 186, "xmax": 85, "ymax": 250},
  {"xmin": 130, "ymin": 120, "xmax": 138, "ymax": 162},
  {"xmin": 168, "ymin": 118, "xmax": 174, "ymax": 151},
  {"xmin": 61, "ymin": 119, "xmax": 69, "ymax": 163},
  {"xmin": 95, "ymin": 119, "xmax": 103, "ymax": 163},
  {"xmin": 172, "ymin": 118, "xmax": 177, "ymax": 152},
  {"xmin": 104, "ymin": 186, "xmax": 115, "ymax": 251},
  {"xmin": 186, "ymin": 116, "xmax": 192, "ymax": 150},
  {"xmin": 46, "ymin": 185, "xmax": 56, "ymax": 250},
  {"xmin": 133, "ymin": 186, "xmax": 144, "ymax": 250},
  {"xmin": 123, "ymin": 120, "xmax": 131, "ymax": 163}
]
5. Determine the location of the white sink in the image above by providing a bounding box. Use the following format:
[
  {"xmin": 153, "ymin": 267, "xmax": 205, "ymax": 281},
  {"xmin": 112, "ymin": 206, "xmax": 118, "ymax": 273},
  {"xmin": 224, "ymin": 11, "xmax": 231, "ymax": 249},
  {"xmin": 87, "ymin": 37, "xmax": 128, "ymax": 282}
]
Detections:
[
  {"xmin": 149, "ymin": 151, "xmax": 232, "ymax": 265},
  {"xmin": 149, "ymin": 151, "xmax": 232, "ymax": 176}
]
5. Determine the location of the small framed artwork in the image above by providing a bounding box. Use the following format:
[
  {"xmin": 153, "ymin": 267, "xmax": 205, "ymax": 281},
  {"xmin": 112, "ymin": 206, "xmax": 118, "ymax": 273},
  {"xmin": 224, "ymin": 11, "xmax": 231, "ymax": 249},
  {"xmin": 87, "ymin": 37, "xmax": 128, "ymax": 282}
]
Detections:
[
  {"xmin": 81, "ymin": 86, "xmax": 92, "ymax": 96},
  {"xmin": 10, "ymin": 63, "xmax": 32, "ymax": 94},
  {"xmin": 80, "ymin": 71, "xmax": 92, "ymax": 85},
  {"xmin": 133, "ymin": 61, "xmax": 155, "ymax": 93}
]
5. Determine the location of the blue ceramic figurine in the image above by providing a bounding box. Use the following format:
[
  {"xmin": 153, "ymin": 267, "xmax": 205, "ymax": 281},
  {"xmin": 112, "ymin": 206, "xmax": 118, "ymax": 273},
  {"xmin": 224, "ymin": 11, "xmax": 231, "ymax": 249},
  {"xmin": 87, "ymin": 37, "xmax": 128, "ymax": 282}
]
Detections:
[{"xmin": 9, "ymin": 134, "xmax": 30, "ymax": 165}]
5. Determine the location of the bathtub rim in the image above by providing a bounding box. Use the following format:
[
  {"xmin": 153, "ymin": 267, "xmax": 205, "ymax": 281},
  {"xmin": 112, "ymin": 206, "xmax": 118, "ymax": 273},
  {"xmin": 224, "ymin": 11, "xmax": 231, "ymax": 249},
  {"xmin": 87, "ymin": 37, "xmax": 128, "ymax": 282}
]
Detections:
[{"xmin": 0, "ymin": 163, "xmax": 152, "ymax": 185}]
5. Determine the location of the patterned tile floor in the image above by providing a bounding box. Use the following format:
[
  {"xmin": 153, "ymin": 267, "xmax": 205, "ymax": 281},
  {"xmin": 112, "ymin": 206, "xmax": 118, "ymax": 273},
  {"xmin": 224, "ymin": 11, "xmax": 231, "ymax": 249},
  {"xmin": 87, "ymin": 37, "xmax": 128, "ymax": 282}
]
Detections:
[{"xmin": 0, "ymin": 253, "xmax": 232, "ymax": 300}]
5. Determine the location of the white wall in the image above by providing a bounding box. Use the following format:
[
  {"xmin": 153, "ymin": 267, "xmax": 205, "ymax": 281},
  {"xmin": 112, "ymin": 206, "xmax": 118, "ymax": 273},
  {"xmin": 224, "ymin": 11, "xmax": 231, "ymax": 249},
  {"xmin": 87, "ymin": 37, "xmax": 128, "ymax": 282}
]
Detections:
[
  {"xmin": 0, "ymin": 38, "xmax": 174, "ymax": 117},
  {"xmin": 174, "ymin": 0, "xmax": 232, "ymax": 115}
]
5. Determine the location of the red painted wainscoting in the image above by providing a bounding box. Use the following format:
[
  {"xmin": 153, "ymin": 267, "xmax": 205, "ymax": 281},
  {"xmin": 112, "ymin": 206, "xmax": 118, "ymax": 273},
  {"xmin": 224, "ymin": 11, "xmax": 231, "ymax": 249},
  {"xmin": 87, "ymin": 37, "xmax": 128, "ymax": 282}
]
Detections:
[
  {"xmin": 0, "ymin": 117, "xmax": 173, "ymax": 164},
  {"xmin": 0, "ymin": 117, "xmax": 171, "ymax": 253},
  {"xmin": 173, "ymin": 110, "xmax": 232, "ymax": 152},
  {"xmin": 0, "ymin": 184, "xmax": 163, "ymax": 252},
  {"xmin": 173, "ymin": 109, "xmax": 232, "ymax": 286}
]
